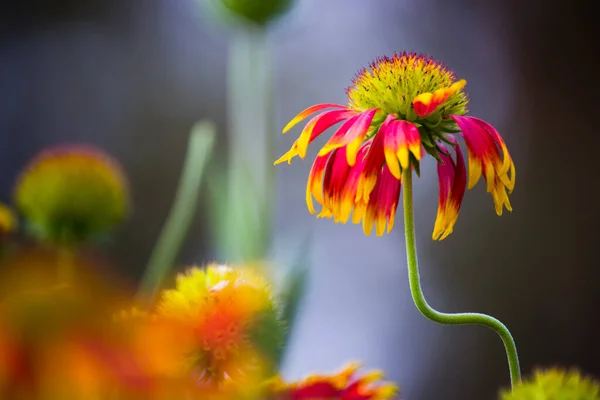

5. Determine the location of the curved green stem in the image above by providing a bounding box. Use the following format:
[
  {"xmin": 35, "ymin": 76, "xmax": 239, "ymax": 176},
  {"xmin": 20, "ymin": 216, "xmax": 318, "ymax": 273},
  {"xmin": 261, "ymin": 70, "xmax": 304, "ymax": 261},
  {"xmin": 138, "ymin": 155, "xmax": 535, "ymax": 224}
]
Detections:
[{"xmin": 401, "ymin": 168, "xmax": 521, "ymax": 386}]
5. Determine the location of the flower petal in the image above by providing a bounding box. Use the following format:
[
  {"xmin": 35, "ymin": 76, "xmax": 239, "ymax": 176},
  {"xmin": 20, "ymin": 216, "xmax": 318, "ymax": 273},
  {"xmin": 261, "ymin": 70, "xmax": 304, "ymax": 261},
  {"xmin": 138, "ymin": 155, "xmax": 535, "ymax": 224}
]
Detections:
[
  {"xmin": 275, "ymin": 109, "xmax": 356, "ymax": 165},
  {"xmin": 452, "ymin": 114, "xmax": 515, "ymax": 216},
  {"xmin": 282, "ymin": 103, "xmax": 346, "ymax": 134},
  {"xmin": 432, "ymin": 140, "xmax": 466, "ymax": 240},
  {"xmin": 338, "ymin": 144, "xmax": 370, "ymax": 223},
  {"xmin": 382, "ymin": 119, "xmax": 421, "ymax": 178},
  {"xmin": 305, "ymin": 153, "xmax": 331, "ymax": 214},
  {"xmin": 322, "ymin": 148, "xmax": 351, "ymax": 221},
  {"xmin": 317, "ymin": 109, "xmax": 378, "ymax": 165},
  {"xmin": 357, "ymin": 135, "xmax": 386, "ymax": 204},
  {"xmin": 413, "ymin": 79, "xmax": 466, "ymax": 118},
  {"xmin": 362, "ymin": 165, "xmax": 401, "ymax": 236}
]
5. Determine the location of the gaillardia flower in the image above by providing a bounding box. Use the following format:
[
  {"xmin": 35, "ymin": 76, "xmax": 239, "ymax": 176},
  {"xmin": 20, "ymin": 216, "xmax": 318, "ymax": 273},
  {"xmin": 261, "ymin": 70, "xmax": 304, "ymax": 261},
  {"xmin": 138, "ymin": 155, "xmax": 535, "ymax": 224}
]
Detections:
[
  {"xmin": 500, "ymin": 368, "xmax": 600, "ymax": 400},
  {"xmin": 14, "ymin": 145, "xmax": 129, "ymax": 244},
  {"xmin": 267, "ymin": 362, "xmax": 398, "ymax": 400},
  {"xmin": 157, "ymin": 264, "xmax": 285, "ymax": 386},
  {"xmin": 275, "ymin": 52, "xmax": 515, "ymax": 239}
]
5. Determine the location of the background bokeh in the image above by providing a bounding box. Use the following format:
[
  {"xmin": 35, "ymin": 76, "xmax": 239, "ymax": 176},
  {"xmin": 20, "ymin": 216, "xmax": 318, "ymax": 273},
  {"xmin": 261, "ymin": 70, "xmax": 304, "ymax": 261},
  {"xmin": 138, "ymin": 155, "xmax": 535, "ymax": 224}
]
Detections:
[{"xmin": 0, "ymin": 0, "xmax": 598, "ymax": 399}]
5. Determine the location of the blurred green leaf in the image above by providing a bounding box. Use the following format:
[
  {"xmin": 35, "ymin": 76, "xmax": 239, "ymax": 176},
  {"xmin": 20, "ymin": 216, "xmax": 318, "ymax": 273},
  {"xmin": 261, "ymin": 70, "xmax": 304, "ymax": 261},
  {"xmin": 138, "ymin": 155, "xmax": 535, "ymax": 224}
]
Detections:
[
  {"xmin": 273, "ymin": 233, "xmax": 311, "ymax": 367},
  {"xmin": 136, "ymin": 121, "xmax": 216, "ymax": 305}
]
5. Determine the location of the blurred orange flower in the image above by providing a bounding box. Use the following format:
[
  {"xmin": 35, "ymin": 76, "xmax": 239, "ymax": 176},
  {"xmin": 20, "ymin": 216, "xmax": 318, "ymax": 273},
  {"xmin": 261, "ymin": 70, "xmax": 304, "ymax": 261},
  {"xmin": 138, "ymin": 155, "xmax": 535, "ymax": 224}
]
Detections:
[
  {"xmin": 156, "ymin": 264, "xmax": 284, "ymax": 387},
  {"xmin": 0, "ymin": 263, "xmax": 155, "ymax": 400}
]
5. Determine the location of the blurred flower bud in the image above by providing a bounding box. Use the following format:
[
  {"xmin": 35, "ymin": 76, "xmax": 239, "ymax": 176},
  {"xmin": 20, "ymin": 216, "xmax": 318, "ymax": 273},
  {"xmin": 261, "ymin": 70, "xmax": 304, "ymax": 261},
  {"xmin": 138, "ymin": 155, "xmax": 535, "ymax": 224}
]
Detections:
[
  {"xmin": 13, "ymin": 145, "xmax": 129, "ymax": 246},
  {"xmin": 209, "ymin": 0, "xmax": 295, "ymax": 27}
]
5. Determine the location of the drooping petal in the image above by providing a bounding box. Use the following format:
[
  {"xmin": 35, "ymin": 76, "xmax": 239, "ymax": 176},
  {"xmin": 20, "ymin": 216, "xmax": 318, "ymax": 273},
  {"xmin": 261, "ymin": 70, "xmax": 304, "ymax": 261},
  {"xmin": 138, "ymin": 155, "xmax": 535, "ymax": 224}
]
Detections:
[
  {"xmin": 452, "ymin": 115, "xmax": 515, "ymax": 216},
  {"xmin": 356, "ymin": 134, "xmax": 386, "ymax": 204},
  {"xmin": 432, "ymin": 139, "xmax": 467, "ymax": 240},
  {"xmin": 321, "ymin": 148, "xmax": 352, "ymax": 221},
  {"xmin": 282, "ymin": 103, "xmax": 347, "ymax": 134},
  {"xmin": 275, "ymin": 109, "xmax": 357, "ymax": 165},
  {"xmin": 382, "ymin": 119, "xmax": 421, "ymax": 178},
  {"xmin": 338, "ymin": 144, "xmax": 370, "ymax": 223},
  {"xmin": 318, "ymin": 109, "xmax": 379, "ymax": 165},
  {"xmin": 362, "ymin": 165, "xmax": 401, "ymax": 236},
  {"xmin": 413, "ymin": 79, "xmax": 466, "ymax": 118},
  {"xmin": 305, "ymin": 153, "xmax": 331, "ymax": 214},
  {"xmin": 466, "ymin": 116, "xmax": 515, "ymax": 190}
]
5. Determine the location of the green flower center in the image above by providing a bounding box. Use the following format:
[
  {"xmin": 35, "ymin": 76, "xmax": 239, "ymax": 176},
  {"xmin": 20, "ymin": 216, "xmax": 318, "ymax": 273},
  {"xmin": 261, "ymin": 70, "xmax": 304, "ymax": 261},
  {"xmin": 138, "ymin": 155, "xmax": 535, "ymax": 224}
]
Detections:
[{"xmin": 346, "ymin": 52, "xmax": 469, "ymax": 121}]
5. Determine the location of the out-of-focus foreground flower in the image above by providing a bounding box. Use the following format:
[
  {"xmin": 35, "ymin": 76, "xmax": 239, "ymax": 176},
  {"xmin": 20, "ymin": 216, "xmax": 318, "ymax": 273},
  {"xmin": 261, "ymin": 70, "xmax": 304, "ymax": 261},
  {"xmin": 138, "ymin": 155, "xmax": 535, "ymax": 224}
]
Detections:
[
  {"xmin": 267, "ymin": 362, "xmax": 398, "ymax": 400},
  {"xmin": 275, "ymin": 52, "xmax": 515, "ymax": 239},
  {"xmin": 0, "ymin": 260, "xmax": 157, "ymax": 400},
  {"xmin": 156, "ymin": 264, "xmax": 286, "ymax": 392},
  {"xmin": 14, "ymin": 145, "xmax": 129, "ymax": 245},
  {"xmin": 500, "ymin": 368, "xmax": 600, "ymax": 400}
]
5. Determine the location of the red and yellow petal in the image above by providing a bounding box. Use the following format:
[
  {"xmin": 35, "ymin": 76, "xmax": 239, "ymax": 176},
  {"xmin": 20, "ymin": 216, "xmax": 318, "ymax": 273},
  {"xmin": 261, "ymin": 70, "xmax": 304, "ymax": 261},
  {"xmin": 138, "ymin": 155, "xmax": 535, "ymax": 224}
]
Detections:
[
  {"xmin": 305, "ymin": 154, "xmax": 330, "ymax": 214},
  {"xmin": 338, "ymin": 145, "xmax": 370, "ymax": 223},
  {"xmin": 318, "ymin": 109, "xmax": 379, "ymax": 165},
  {"xmin": 275, "ymin": 109, "xmax": 357, "ymax": 165},
  {"xmin": 432, "ymin": 140, "xmax": 467, "ymax": 240},
  {"xmin": 413, "ymin": 79, "xmax": 466, "ymax": 118},
  {"xmin": 362, "ymin": 165, "xmax": 401, "ymax": 237},
  {"xmin": 381, "ymin": 119, "xmax": 422, "ymax": 179},
  {"xmin": 267, "ymin": 363, "xmax": 398, "ymax": 400},
  {"xmin": 356, "ymin": 136, "xmax": 385, "ymax": 204},
  {"xmin": 282, "ymin": 103, "xmax": 347, "ymax": 134},
  {"xmin": 323, "ymin": 148, "xmax": 353, "ymax": 222},
  {"xmin": 451, "ymin": 115, "xmax": 515, "ymax": 216}
]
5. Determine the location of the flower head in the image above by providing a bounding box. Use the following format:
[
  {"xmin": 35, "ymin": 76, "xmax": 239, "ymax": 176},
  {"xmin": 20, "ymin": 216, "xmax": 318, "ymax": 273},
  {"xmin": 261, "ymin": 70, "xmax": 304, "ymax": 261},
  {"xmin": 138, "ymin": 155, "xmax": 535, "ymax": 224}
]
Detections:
[
  {"xmin": 501, "ymin": 368, "xmax": 600, "ymax": 400},
  {"xmin": 267, "ymin": 362, "xmax": 398, "ymax": 400},
  {"xmin": 156, "ymin": 264, "xmax": 285, "ymax": 385},
  {"xmin": 14, "ymin": 145, "xmax": 129, "ymax": 245},
  {"xmin": 275, "ymin": 52, "xmax": 515, "ymax": 239}
]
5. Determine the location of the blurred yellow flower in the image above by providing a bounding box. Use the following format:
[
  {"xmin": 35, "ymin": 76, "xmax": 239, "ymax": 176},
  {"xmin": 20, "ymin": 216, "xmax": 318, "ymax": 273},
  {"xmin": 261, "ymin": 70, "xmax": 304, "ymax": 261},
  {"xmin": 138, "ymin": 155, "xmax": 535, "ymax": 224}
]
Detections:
[
  {"xmin": 501, "ymin": 368, "xmax": 600, "ymax": 400},
  {"xmin": 14, "ymin": 145, "xmax": 129, "ymax": 245},
  {"xmin": 267, "ymin": 362, "xmax": 398, "ymax": 400},
  {"xmin": 156, "ymin": 264, "xmax": 284, "ymax": 386},
  {"xmin": 0, "ymin": 202, "xmax": 16, "ymax": 236}
]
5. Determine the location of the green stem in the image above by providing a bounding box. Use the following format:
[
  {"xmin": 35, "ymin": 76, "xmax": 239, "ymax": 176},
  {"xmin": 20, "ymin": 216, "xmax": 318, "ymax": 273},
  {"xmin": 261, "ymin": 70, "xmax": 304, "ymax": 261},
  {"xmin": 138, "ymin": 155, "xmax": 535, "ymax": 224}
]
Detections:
[
  {"xmin": 136, "ymin": 121, "xmax": 216, "ymax": 304},
  {"xmin": 225, "ymin": 28, "xmax": 275, "ymax": 262},
  {"xmin": 401, "ymin": 168, "xmax": 521, "ymax": 386}
]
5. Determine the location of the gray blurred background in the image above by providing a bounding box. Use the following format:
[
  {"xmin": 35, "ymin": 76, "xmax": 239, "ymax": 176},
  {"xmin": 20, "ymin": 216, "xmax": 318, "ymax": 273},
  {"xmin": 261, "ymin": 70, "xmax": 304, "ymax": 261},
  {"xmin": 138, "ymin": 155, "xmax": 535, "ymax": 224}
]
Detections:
[{"xmin": 0, "ymin": 0, "xmax": 598, "ymax": 399}]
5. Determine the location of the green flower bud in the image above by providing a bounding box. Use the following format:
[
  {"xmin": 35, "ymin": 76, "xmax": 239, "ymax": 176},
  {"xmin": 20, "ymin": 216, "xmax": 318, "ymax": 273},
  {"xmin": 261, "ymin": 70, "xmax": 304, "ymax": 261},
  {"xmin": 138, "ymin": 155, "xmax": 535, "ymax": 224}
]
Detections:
[{"xmin": 209, "ymin": 0, "xmax": 295, "ymax": 27}]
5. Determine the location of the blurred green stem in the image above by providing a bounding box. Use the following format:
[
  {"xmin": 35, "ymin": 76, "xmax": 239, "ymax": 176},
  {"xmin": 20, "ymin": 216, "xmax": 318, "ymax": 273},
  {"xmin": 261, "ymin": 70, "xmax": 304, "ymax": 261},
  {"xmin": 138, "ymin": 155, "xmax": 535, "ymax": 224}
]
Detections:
[
  {"xmin": 136, "ymin": 122, "xmax": 216, "ymax": 304},
  {"xmin": 401, "ymin": 168, "xmax": 521, "ymax": 387},
  {"xmin": 226, "ymin": 27, "xmax": 274, "ymax": 261}
]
